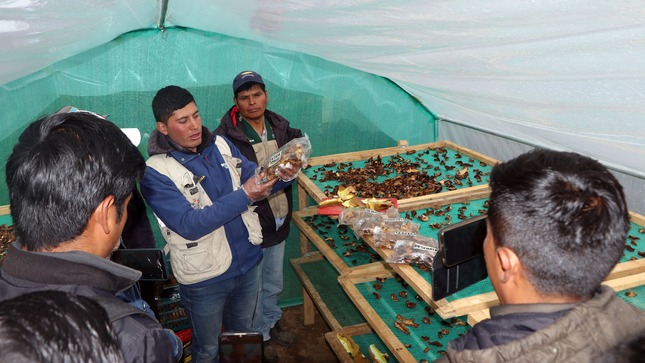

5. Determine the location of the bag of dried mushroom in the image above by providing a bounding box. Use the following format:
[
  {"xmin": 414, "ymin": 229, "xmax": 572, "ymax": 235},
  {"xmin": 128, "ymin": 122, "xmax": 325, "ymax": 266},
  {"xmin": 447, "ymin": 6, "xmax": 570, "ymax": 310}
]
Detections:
[
  {"xmin": 259, "ymin": 134, "xmax": 312, "ymax": 183},
  {"xmin": 353, "ymin": 217, "xmax": 421, "ymax": 239},
  {"xmin": 385, "ymin": 235, "xmax": 439, "ymax": 266},
  {"xmin": 338, "ymin": 206, "xmax": 400, "ymax": 226}
]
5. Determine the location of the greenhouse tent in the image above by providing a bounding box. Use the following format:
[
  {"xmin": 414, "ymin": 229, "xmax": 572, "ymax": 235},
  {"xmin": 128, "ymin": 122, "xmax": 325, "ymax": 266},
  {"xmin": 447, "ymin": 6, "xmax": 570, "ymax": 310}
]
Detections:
[{"xmin": 1, "ymin": 1, "xmax": 643, "ymax": 211}]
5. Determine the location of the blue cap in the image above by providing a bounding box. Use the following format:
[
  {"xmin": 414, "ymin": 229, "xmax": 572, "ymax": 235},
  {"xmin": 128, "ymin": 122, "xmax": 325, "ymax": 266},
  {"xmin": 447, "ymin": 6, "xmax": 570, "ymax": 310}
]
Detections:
[{"xmin": 233, "ymin": 71, "xmax": 265, "ymax": 94}]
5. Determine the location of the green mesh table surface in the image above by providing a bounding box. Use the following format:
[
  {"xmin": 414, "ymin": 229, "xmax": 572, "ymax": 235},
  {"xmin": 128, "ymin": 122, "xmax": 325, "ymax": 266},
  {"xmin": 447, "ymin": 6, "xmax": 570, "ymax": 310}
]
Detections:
[
  {"xmin": 616, "ymin": 282, "xmax": 645, "ymax": 310},
  {"xmin": 347, "ymin": 272, "xmax": 471, "ymax": 362},
  {"xmin": 299, "ymin": 212, "xmax": 382, "ymax": 272},
  {"xmin": 292, "ymin": 256, "xmax": 366, "ymax": 328},
  {"xmin": 0, "ymin": 214, "xmax": 11, "ymax": 226},
  {"xmin": 621, "ymin": 221, "xmax": 645, "ymax": 262}
]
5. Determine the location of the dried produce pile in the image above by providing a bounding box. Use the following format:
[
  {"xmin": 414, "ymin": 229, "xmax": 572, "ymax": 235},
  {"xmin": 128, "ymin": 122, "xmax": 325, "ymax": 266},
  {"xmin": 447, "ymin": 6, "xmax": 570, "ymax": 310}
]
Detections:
[
  {"xmin": 304, "ymin": 214, "xmax": 383, "ymax": 267},
  {"xmin": 304, "ymin": 146, "xmax": 493, "ymax": 199},
  {"xmin": 0, "ymin": 224, "xmax": 15, "ymax": 265},
  {"xmin": 624, "ymin": 226, "xmax": 645, "ymax": 262}
]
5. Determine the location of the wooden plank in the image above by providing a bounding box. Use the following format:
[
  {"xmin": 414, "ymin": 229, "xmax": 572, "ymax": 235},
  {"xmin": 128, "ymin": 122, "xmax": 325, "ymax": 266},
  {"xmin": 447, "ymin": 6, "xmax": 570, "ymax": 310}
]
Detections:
[
  {"xmin": 0, "ymin": 205, "xmax": 9, "ymax": 216},
  {"xmin": 396, "ymin": 184, "xmax": 490, "ymax": 211},
  {"xmin": 467, "ymin": 310, "xmax": 491, "ymax": 326},
  {"xmin": 607, "ymin": 258, "xmax": 645, "ymax": 281},
  {"xmin": 306, "ymin": 141, "xmax": 441, "ymax": 166},
  {"xmin": 604, "ymin": 272, "xmax": 645, "ymax": 292},
  {"xmin": 297, "ymin": 184, "xmax": 311, "ymax": 253},
  {"xmin": 441, "ymin": 140, "xmax": 499, "ymax": 166},
  {"xmin": 630, "ymin": 211, "xmax": 645, "ymax": 225}
]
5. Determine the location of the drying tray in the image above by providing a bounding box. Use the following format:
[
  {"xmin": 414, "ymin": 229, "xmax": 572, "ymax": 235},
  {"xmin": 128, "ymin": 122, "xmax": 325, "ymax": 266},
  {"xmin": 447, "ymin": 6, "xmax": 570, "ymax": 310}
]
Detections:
[
  {"xmin": 296, "ymin": 140, "xmax": 498, "ymax": 206},
  {"xmin": 338, "ymin": 268, "xmax": 472, "ymax": 363}
]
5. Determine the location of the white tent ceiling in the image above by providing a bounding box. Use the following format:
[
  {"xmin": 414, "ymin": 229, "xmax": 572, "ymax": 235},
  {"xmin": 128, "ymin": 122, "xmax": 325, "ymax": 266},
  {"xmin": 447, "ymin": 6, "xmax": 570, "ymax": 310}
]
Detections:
[{"xmin": 1, "ymin": 0, "xmax": 644, "ymax": 179}]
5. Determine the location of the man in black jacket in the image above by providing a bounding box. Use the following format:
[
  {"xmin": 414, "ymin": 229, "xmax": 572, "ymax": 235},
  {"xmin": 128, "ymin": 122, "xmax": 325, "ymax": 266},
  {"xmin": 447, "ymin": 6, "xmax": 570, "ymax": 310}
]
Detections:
[
  {"xmin": 216, "ymin": 70, "xmax": 303, "ymax": 361},
  {"xmin": 0, "ymin": 111, "xmax": 181, "ymax": 362}
]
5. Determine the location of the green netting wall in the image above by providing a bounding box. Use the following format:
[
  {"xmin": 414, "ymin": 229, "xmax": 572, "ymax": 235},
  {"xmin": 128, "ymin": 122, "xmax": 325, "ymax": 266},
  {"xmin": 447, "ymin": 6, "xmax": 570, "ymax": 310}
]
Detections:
[
  {"xmin": 0, "ymin": 27, "xmax": 436, "ymax": 205},
  {"xmin": 0, "ymin": 27, "xmax": 436, "ymax": 305}
]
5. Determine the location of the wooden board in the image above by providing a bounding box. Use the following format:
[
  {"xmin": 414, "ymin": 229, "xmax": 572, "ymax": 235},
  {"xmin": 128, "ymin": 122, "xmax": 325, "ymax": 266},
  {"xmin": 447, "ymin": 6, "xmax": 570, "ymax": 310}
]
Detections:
[{"xmin": 0, "ymin": 205, "xmax": 9, "ymax": 216}]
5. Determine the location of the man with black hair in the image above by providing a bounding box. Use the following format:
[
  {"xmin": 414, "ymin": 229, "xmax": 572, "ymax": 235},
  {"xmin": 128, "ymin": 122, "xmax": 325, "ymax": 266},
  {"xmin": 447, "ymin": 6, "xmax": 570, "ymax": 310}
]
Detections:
[
  {"xmin": 436, "ymin": 149, "xmax": 645, "ymax": 362},
  {"xmin": 141, "ymin": 85, "xmax": 300, "ymax": 363},
  {"xmin": 215, "ymin": 71, "xmax": 302, "ymax": 359},
  {"xmin": 0, "ymin": 290, "xmax": 124, "ymax": 363},
  {"xmin": 0, "ymin": 111, "xmax": 180, "ymax": 362}
]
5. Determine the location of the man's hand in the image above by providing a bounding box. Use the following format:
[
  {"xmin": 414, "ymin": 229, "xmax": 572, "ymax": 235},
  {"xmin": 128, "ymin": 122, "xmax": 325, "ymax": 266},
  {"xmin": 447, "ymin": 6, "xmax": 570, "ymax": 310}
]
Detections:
[
  {"xmin": 242, "ymin": 172, "xmax": 278, "ymax": 202},
  {"xmin": 275, "ymin": 162, "xmax": 301, "ymax": 182}
]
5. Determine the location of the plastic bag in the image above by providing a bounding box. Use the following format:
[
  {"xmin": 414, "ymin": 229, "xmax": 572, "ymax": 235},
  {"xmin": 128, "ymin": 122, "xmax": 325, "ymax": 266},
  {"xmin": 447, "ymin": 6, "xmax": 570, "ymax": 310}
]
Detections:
[
  {"xmin": 353, "ymin": 217, "xmax": 420, "ymax": 239},
  {"xmin": 372, "ymin": 228, "xmax": 419, "ymax": 249},
  {"xmin": 385, "ymin": 236, "xmax": 439, "ymax": 266},
  {"xmin": 338, "ymin": 206, "xmax": 400, "ymax": 226},
  {"xmin": 259, "ymin": 134, "xmax": 312, "ymax": 183}
]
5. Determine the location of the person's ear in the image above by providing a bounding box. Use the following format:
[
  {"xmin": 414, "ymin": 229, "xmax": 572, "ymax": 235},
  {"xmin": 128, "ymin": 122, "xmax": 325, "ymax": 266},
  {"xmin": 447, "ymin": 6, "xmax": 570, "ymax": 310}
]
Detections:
[
  {"xmin": 496, "ymin": 247, "xmax": 521, "ymax": 284},
  {"xmin": 156, "ymin": 121, "xmax": 168, "ymax": 135},
  {"xmin": 93, "ymin": 195, "xmax": 115, "ymax": 235}
]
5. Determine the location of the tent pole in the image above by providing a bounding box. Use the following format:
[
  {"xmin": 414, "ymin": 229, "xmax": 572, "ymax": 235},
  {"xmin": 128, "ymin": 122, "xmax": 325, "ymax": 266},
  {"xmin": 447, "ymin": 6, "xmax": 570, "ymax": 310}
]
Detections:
[{"xmin": 157, "ymin": 0, "xmax": 169, "ymax": 31}]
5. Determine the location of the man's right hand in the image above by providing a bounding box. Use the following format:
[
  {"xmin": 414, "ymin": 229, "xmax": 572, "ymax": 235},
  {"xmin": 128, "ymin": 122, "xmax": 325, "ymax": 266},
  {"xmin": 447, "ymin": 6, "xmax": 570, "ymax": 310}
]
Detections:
[{"xmin": 242, "ymin": 172, "xmax": 277, "ymax": 202}]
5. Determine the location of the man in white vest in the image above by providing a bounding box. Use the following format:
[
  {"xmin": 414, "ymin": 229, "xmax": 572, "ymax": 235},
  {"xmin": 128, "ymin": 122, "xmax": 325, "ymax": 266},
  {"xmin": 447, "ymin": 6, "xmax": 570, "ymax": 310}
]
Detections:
[{"xmin": 141, "ymin": 85, "xmax": 299, "ymax": 363}]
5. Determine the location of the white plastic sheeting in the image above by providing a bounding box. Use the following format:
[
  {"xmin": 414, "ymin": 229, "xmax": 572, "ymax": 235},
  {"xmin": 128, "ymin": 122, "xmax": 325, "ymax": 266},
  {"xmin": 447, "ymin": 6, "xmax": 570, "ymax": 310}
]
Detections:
[{"xmin": 1, "ymin": 0, "xmax": 644, "ymax": 178}]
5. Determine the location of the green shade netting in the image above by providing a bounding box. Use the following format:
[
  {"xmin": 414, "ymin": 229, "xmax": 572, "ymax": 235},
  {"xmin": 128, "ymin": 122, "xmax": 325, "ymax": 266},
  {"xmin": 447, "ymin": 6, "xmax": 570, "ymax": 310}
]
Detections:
[{"xmin": 0, "ymin": 26, "xmax": 436, "ymax": 305}]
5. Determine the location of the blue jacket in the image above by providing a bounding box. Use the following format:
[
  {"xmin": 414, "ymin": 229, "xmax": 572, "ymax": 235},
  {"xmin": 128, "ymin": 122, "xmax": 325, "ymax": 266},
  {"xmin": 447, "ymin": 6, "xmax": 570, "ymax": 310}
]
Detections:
[{"xmin": 141, "ymin": 128, "xmax": 290, "ymax": 285}]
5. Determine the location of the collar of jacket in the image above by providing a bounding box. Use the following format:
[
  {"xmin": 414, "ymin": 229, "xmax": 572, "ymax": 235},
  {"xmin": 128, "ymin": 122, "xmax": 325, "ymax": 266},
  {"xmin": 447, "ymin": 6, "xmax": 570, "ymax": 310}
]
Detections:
[
  {"xmin": 225, "ymin": 106, "xmax": 287, "ymax": 136},
  {"xmin": 1, "ymin": 242, "xmax": 141, "ymax": 293},
  {"xmin": 490, "ymin": 299, "xmax": 578, "ymax": 318}
]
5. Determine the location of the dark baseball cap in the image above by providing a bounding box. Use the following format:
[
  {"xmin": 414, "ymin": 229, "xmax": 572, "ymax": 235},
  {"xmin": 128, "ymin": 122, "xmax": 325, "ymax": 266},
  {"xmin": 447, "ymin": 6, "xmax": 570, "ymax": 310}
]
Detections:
[{"xmin": 232, "ymin": 71, "xmax": 265, "ymax": 94}]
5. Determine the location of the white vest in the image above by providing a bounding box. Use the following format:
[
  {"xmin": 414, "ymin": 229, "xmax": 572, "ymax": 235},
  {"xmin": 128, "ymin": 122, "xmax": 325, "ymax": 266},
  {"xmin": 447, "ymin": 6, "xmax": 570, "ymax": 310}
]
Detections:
[{"xmin": 146, "ymin": 136, "xmax": 262, "ymax": 285}]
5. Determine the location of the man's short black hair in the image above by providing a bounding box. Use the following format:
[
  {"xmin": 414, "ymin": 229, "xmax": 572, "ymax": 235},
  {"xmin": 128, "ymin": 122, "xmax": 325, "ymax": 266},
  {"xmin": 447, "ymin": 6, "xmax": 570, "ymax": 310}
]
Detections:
[
  {"xmin": 487, "ymin": 149, "xmax": 630, "ymax": 299},
  {"xmin": 5, "ymin": 111, "xmax": 145, "ymax": 251},
  {"xmin": 0, "ymin": 290, "xmax": 124, "ymax": 362},
  {"xmin": 152, "ymin": 85, "xmax": 195, "ymax": 124}
]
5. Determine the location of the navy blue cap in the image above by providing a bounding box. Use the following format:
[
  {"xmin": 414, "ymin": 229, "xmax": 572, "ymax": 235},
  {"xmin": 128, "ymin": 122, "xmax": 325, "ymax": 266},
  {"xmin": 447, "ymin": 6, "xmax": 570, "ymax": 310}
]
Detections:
[{"xmin": 233, "ymin": 71, "xmax": 265, "ymax": 94}]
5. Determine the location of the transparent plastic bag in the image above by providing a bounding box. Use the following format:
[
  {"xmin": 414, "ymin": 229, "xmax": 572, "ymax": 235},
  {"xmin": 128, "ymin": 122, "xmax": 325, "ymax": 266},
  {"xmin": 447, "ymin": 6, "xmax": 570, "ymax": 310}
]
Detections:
[
  {"xmin": 338, "ymin": 206, "xmax": 400, "ymax": 226},
  {"xmin": 372, "ymin": 228, "xmax": 419, "ymax": 249},
  {"xmin": 385, "ymin": 236, "xmax": 439, "ymax": 266},
  {"xmin": 353, "ymin": 217, "xmax": 420, "ymax": 239},
  {"xmin": 259, "ymin": 134, "xmax": 312, "ymax": 183}
]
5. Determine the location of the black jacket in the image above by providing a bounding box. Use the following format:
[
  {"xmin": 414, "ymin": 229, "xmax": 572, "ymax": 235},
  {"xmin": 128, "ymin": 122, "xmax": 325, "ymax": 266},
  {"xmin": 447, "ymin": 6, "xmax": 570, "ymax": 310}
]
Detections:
[
  {"xmin": 216, "ymin": 106, "xmax": 303, "ymax": 248},
  {"xmin": 0, "ymin": 243, "xmax": 178, "ymax": 363}
]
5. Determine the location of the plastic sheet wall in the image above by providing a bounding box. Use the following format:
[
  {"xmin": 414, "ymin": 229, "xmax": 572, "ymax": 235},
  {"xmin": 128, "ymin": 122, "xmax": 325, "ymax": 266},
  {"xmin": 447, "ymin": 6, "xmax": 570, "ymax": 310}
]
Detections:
[{"xmin": 0, "ymin": 27, "xmax": 437, "ymax": 206}]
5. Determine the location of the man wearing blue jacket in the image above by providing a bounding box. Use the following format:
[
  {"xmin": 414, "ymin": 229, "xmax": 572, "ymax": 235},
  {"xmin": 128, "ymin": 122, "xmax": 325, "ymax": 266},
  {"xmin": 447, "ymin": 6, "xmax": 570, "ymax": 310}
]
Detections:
[{"xmin": 141, "ymin": 85, "xmax": 299, "ymax": 363}]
